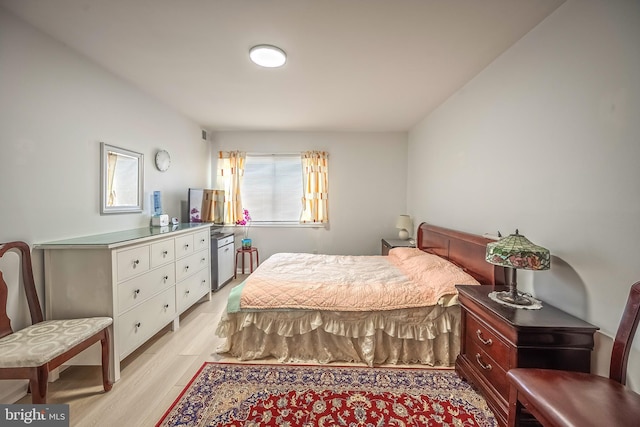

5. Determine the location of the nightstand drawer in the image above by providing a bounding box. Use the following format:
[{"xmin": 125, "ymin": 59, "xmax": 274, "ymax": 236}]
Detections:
[
  {"xmin": 467, "ymin": 337, "xmax": 509, "ymax": 399},
  {"xmin": 466, "ymin": 313, "xmax": 510, "ymax": 369}
]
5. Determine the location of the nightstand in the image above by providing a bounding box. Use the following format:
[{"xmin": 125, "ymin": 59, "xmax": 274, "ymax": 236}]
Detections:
[
  {"xmin": 455, "ymin": 285, "xmax": 598, "ymax": 427},
  {"xmin": 381, "ymin": 238, "xmax": 415, "ymax": 255}
]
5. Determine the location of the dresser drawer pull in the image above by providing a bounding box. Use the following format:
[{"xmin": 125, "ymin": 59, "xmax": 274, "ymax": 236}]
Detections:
[
  {"xmin": 135, "ymin": 322, "xmax": 141, "ymax": 329},
  {"xmin": 134, "ymin": 289, "xmax": 140, "ymax": 297},
  {"xmin": 475, "ymin": 353, "xmax": 492, "ymax": 371},
  {"xmin": 162, "ymin": 250, "xmax": 168, "ymax": 256},
  {"xmin": 163, "ymin": 275, "xmax": 169, "ymax": 282},
  {"xmin": 476, "ymin": 329, "xmax": 493, "ymax": 346},
  {"xmin": 163, "ymin": 304, "xmax": 169, "ymax": 309},
  {"xmin": 133, "ymin": 259, "xmax": 140, "ymax": 268}
]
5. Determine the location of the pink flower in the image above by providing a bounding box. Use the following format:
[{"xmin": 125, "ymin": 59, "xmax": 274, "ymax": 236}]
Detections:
[{"xmin": 236, "ymin": 209, "xmax": 251, "ymax": 226}]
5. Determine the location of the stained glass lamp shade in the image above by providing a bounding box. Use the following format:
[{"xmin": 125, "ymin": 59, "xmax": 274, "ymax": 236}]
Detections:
[{"xmin": 485, "ymin": 230, "xmax": 551, "ymax": 306}]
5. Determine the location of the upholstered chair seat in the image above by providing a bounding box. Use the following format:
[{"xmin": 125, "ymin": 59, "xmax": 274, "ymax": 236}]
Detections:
[{"xmin": 0, "ymin": 317, "xmax": 113, "ymax": 368}]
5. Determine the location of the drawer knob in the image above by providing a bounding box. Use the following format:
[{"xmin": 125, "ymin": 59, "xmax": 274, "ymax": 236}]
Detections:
[
  {"xmin": 476, "ymin": 329, "xmax": 493, "ymax": 346},
  {"xmin": 185, "ymin": 244, "xmax": 189, "ymax": 249},
  {"xmin": 133, "ymin": 259, "xmax": 140, "ymax": 267},
  {"xmin": 475, "ymin": 353, "xmax": 492, "ymax": 371},
  {"xmin": 201, "ymin": 257, "xmax": 206, "ymax": 262},
  {"xmin": 163, "ymin": 275, "xmax": 169, "ymax": 282},
  {"xmin": 201, "ymin": 238, "xmax": 205, "ymax": 243},
  {"xmin": 164, "ymin": 304, "xmax": 169, "ymax": 309},
  {"xmin": 185, "ymin": 265, "xmax": 190, "ymax": 271},
  {"xmin": 134, "ymin": 289, "xmax": 140, "ymax": 297},
  {"xmin": 162, "ymin": 250, "xmax": 168, "ymax": 256},
  {"xmin": 135, "ymin": 322, "xmax": 141, "ymax": 329}
]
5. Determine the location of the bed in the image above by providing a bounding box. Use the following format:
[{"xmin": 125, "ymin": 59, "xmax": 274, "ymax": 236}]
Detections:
[{"xmin": 215, "ymin": 223, "xmax": 505, "ymax": 367}]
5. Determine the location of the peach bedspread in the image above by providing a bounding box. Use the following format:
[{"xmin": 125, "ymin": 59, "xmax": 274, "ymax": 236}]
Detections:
[
  {"xmin": 240, "ymin": 248, "xmax": 479, "ymax": 311},
  {"xmin": 216, "ymin": 249, "xmax": 482, "ymax": 367}
]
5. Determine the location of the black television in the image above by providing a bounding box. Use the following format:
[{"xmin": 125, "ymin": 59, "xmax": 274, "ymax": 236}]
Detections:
[{"xmin": 187, "ymin": 188, "xmax": 224, "ymax": 224}]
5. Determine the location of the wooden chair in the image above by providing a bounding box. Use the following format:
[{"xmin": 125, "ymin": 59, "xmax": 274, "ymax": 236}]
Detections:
[
  {"xmin": 0, "ymin": 241, "xmax": 113, "ymax": 403},
  {"xmin": 506, "ymin": 281, "xmax": 640, "ymax": 427}
]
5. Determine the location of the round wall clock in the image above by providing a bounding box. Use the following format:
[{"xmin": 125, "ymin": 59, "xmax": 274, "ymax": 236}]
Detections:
[{"xmin": 155, "ymin": 150, "xmax": 171, "ymax": 172}]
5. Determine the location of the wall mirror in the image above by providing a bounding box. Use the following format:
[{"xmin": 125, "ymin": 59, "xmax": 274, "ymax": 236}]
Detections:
[{"xmin": 100, "ymin": 142, "xmax": 144, "ymax": 214}]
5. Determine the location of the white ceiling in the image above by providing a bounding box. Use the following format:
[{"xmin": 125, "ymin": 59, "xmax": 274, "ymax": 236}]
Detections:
[{"xmin": 1, "ymin": 0, "xmax": 564, "ymax": 132}]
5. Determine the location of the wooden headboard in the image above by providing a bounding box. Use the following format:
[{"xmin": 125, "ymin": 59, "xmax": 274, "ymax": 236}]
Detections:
[{"xmin": 417, "ymin": 222, "xmax": 506, "ymax": 287}]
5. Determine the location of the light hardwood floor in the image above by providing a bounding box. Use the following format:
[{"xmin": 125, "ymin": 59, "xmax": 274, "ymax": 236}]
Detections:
[{"xmin": 17, "ymin": 276, "xmax": 246, "ymax": 427}]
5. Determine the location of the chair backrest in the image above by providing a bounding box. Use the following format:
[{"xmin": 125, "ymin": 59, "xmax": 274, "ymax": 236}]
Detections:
[
  {"xmin": 610, "ymin": 281, "xmax": 640, "ymax": 385},
  {"xmin": 0, "ymin": 241, "xmax": 44, "ymax": 339}
]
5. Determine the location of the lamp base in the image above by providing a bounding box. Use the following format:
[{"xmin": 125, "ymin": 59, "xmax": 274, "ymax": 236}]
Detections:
[
  {"xmin": 494, "ymin": 290, "xmax": 537, "ymax": 306},
  {"xmin": 489, "ymin": 291, "xmax": 542, "ymax": 310},
  {"xmin": 398, "ymin": 229, "xmax": 409, "ymax": 240}
]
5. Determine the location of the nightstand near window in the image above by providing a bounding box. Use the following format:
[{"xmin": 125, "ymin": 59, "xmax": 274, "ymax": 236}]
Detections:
[{"xmin": 381, "ymin": 238, "xmax": 415, "ymax": 255}]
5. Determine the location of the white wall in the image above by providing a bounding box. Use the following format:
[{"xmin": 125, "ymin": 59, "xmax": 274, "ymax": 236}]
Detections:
[
  {"xmin": 213, "ymin": 131, "xmax": 408, "ymax": 259},
  {"xmin": 0, "ymin": 8, "xmax": 210, "ymax": 244},
  {"xmin": 407, "ymin": 0, "xmax": 640, "ymax": 389},
  {"xmin": 0, "ymin": 8, "xmax": 209, "ymax": 401}
]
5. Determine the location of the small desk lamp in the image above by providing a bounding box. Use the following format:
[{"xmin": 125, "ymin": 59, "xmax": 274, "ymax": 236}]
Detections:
[
  {"xmin": 396, "ymin": 215, "xmax": 413, "ymax": 240},
  {"xmin": 485, "ymin": 230, "xmax": 550, "ymax": 306}
]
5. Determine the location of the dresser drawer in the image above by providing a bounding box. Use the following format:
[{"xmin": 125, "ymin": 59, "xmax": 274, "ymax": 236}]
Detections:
[
  {"xmin": 466, "ymin": 335, "xmax": 509, "ymax": 399},
  {"xmin": 217, "ymin": 234, "xmax": 234, "ymax": 248},
  {"xmin": 151, "ymin": 238, "xmax": 175, "ymax": 267},
  {"xmin": 175, "ymin": 249, "xmax": 209, "ymax": 282},
  {"xmin": 117, "ymin": 245, "xmax": 150, "ymax": 281},
  {"xmin": 117, "ymin": 287, "xmax": 176, "ymax": 357},
  {"xmin": 176, "ymin": 268, "xmax": 210, "ymax": 313},
  {"xmin": 194, "ymin": 230, "xmax": 209, "ymax": 252},
  {"xmin": 117, "ymin": 263, "xmax": 175, "ymax": 314},
  {"xmin": 466, "ymin": 312, "xmax": 510, "ymax": 369},
  {"xmin": 175, "ymin": 234, "xmax": 195, "ymax": 258}
]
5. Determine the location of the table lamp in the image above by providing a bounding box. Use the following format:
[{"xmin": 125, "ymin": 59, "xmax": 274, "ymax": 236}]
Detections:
[
  {"xmin": 485, "ymin": 230, "xmax": 550, "ymax": 306},
  {"xmin": 396, "ymin": 215, "xmax": 413, "ymax": 240}
]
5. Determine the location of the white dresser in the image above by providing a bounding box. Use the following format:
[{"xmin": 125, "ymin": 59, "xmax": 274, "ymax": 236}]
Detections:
[{"xmin": 36, "ymin": 223, "xmax": 212, "ymax": 382}]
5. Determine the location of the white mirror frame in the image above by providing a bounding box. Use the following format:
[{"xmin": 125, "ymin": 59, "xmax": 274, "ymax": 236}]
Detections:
[{"xmin": 100, "ymin": 142, "xmax": 144, "ymax": 214}]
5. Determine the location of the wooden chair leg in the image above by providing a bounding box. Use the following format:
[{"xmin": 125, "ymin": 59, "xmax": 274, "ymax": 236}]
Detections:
[
  {"xmin": 30, "ymin": 366, "xmax": 49, "ymax": 404},
  {"xmin": 101, "ymin": 329, "xmax": 113, "ymax": 392},
  {"xmin": 507, "ymin": 384, "xmax": 521, "ymax": 427}
]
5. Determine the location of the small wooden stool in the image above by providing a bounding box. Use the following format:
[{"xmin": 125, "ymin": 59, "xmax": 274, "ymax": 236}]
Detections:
[{"xmin": 235, "ymin": 247, "xmax": 259, "ymax": 278}]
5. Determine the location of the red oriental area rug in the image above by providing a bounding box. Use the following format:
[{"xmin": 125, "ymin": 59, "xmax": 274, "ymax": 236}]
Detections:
[{"xmin": 156, "ymin": 362, "xmax": 496, "ymax": 426}]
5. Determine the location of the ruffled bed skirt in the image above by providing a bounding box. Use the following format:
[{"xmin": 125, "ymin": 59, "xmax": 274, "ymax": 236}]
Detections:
[{"xmin": 215, "ymin": 305, "xmax": 461, "ymax": 367}]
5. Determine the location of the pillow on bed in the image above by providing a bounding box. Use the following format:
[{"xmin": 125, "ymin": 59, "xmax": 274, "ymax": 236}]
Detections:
[
  {"xmin": 389, "ymin": 248, "xmax": 453, "ymax": 270},
  {"xmin": 388, "ymin": 247, "xmax": 455, "ymax": 269},
  {"xmin": 387, "ymin": 247, "xmax": 434, "ymax": 262},
  {"xmin": 388, "ymin": 247, "xmax": 480, "ymax": 289}
]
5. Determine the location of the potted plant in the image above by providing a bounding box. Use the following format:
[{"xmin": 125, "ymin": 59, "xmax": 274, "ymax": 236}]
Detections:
[{"xmin": 236, "ymin": 209, "xmax": 252, "ymax": 249}]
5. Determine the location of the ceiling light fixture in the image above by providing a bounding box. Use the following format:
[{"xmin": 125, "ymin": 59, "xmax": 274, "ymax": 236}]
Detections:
[{"xmin": 249, "ymin": 44, "xmax": 287, "ymax": 68}]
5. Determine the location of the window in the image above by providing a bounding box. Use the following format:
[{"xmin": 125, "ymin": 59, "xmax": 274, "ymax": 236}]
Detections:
[{"xmin": 241, "ymin": 154, "xmax": 303, "ymax": 224}]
